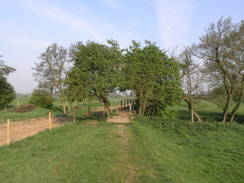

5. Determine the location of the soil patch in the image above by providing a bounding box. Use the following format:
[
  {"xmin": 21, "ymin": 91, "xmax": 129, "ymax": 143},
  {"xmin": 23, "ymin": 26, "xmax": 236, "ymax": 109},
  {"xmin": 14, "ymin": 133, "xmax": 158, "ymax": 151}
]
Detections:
[{"xmin": 0, "ymin": 116, "xmax": 71, "ymax": 146}]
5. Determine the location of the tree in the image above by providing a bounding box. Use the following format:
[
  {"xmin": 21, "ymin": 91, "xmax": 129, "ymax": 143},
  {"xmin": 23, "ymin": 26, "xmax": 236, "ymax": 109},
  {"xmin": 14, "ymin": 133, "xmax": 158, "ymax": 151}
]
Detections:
[
  {"xmin": 229, "ymin": 21, "xmax": 244, "ymax": 121},
  {"xmin": 195, "ymin": 17, "xmax": 244, "ymax": 122},
  {"xmin": 66, "ymin": 40, "xmax": 121, "ymax": 117},
  {"xmin": 33, "ymin": 43, "xmax": 70, "ymax": 113},
  {"xmin": 122, "ymin": 41, "xmax": 181, "ymax": 115},
  {"xmin": 29, "ymin": 89, "xmax": 54, "ymax": 109},
  {"xmin": 179, "ymin": 47, "xmax": 202, "ymax": 122},
  {"xmin": 0, "ymin": 56, "xmax": 16, "ymax": 76},
  {"xmin": 0, "ymin": 56, "xmax": 16, "ymax": 109},
  {"xmin": 0, "ymin": 76, "xmax": 15, "ymax": 109}
]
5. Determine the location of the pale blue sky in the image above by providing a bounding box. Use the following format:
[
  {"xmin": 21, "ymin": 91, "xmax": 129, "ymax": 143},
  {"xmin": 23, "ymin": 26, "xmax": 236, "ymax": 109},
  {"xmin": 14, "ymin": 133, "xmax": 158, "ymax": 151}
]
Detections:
[{"xmin": 0, "ymin": 0, "xmax": 243, "ymax": 93}]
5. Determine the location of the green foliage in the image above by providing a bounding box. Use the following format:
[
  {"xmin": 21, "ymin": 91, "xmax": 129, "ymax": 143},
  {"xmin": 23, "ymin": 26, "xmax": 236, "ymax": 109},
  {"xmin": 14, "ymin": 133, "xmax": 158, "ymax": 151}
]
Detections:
[
  {"xmin": 0, "ymin": 76, "xmax": 15, "ymax": 109},
  {"xmin": 29, "ymin": 90, "xmax": 54, "ymax": 109},
  {"xmin": 66, "ymin": 40, "xmax": 122, "ymax": 115},
  {"xmin": 0, "ymin": 58, "xmax": 16, "ymax": 109},
  {"xmin": 123, "ymin": 40, "xmax": 181, "ymax": 115},
  {"xmin": 0, "ymin": 58, "xmax": 16, "ymax": 77},
  {"xmin": 134, "ymin": 115, "xmax": 242, "ymax": 134}
]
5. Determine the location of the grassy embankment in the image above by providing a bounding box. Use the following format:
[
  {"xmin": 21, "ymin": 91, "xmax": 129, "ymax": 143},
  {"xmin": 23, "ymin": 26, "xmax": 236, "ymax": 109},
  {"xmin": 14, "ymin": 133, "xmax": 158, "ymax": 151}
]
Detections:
[{"xmin": 0, "ymin": 105, "xmax": 243, "ymax": 182}]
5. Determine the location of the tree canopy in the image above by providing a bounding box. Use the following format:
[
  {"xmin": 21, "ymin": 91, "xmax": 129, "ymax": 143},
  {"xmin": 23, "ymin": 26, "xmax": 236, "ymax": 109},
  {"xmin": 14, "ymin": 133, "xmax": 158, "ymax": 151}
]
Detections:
[
  {"xmin": 66, "ymin": 40, "xmax": 122, "ymax": 116},
  {"xmin": 122, "ymin": 41, "xmax": 181, "ymax": 116},
  {"xmin": 0, "ymin": 56, "xmax": 16, "ymax": 109}
]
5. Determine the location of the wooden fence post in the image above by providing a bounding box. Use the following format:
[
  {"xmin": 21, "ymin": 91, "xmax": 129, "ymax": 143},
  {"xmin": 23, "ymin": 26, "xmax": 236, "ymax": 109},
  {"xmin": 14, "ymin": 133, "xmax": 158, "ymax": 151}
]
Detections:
[
  {"xmin": 7, "ymin": 119, "xmax": 10, "ymax": 145},
  {"xmin": 73, "ymin": 111, "xmax": 76, "ymax": 122},
  {"xmin": 191, "ymin": 110, "xmax": 194, "ymax": 123},
  {"xmin": 120, "ymin": 100, "xmax": 123, "ymax": 109},
  {"xmin": 48, "ymin": 112, "xmax": 52, "ymax": 130},
  {"xmin": 129, "ymin": 103, "xmax": 132, "ymax": 114}
]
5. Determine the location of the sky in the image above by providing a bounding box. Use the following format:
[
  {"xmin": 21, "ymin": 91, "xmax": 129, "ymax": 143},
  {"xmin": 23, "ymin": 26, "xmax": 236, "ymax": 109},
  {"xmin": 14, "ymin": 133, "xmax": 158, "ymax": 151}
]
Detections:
[{"xmin": 0, "ymin": 0, "xmax": 243, "ymax": 94}]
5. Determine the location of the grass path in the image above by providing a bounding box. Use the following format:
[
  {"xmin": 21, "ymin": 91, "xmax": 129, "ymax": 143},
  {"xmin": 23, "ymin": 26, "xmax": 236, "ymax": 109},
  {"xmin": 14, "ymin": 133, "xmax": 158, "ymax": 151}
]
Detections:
[{"xmin": 108, "ymin": 111, "xmax": 140, "ymax": 182}]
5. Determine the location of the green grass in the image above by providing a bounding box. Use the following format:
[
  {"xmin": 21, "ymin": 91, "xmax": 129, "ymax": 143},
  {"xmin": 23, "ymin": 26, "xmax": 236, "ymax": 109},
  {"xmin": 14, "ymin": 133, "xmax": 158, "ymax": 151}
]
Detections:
[
  {"xmin": 0, "ymin": 107, "xmax": 60, "ymax": 123},
  {"xmin": 0, "ymin": 97, "xmax": 123, "ymax": 123},
  {"xmin": 172, "ymin": 100, "xmax": 244, "ymax": 123},
  {"xmin": 130, "ymin": 116, "xmax": 244, "ymax": 182},
  {"xmin": 0, "ymin": 122, "xmax": 123, "ymax": 183},
  {"xmin": 11, "ymin": 96, "xmax": 30, "ymax": 106},
  {"xmin": 1, "ymin": 98, "xmax": 243, "ymax": 182},
  {"xmin": 0, "ymin": 115, "xmax": 243, "ymax": 182}
]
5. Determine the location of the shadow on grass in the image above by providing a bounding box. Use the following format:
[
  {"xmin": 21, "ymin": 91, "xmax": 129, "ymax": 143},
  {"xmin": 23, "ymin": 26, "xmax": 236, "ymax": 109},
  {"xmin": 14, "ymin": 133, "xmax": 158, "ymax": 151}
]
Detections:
[
  {"xmin": 51, "ymin": 106, "xmax": 63, "ymax": 112},
  {"xmin": 176, "ymin": 109, "xmax": 244, "ymax": 124},
  {"xmin": 58, "ymin": 111, "xmax": 107, "ymax": 122}
]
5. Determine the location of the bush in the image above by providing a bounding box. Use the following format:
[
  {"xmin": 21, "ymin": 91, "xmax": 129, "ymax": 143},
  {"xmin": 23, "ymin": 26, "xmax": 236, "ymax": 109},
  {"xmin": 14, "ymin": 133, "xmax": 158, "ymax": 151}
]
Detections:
[
  {"xmin": 134, "ymin": 115, "xmax": 242, "ymax": 135},
  {"xmin": 8, "ymin": 104, "xmax": 36, "ymax": 113},
  {"xmin": 29, "ymin": 90, "xmax": 54, "ymax": 109}
]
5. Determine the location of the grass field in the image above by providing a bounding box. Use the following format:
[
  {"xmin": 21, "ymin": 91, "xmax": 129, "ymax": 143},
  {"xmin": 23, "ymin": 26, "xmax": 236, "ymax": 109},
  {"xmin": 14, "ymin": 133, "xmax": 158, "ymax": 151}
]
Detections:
[
  {"xmin": 0, "ymin": 98, "xmax": 243, "ymax": 182},
  {"xmin": 0, "ymin": 115, "xmax": 243, "ymax": 182},
  {"xmin": 0, "ymin": 97, "xmax": 123, "ymax": 123},
  {"xmin": 172, "ymin": 100, "xmax": 244, "ymax": 123}
]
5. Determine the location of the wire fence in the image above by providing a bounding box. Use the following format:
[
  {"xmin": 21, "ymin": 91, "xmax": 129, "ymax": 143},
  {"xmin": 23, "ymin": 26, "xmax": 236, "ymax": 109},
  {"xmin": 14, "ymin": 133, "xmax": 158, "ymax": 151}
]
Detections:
[
  {"xmin": 0, "ymin": 112, "xmax": 63, "ymax": 146},
  {"xmin": 0, "ymin": 99, "xmax": 136, "ymax": 146}
]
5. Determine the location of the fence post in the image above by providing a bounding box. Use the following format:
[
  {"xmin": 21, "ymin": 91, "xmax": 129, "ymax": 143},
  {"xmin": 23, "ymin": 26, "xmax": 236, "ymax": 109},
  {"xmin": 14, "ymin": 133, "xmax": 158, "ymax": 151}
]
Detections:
[
  {"xmin": 129, "ymin": 103, "xmax": 132, "ymax": 114},
  {"xmin": 73, "ymin": 111, "xmax": 76, "ymax": 122},
  {"xmin": 7, "ymin": 119, "xmax": 10, "ymax": 145},
  {"xmin": 48, "ymin": 112, "xmax": 52, "ymax": 130},
  {"xmin": 120, "ymin": 100, "xmax": 123, "ymax": 109},
  {"xmin": 191, "ymin": 110, "xmax": 194, "ymax": 123}
]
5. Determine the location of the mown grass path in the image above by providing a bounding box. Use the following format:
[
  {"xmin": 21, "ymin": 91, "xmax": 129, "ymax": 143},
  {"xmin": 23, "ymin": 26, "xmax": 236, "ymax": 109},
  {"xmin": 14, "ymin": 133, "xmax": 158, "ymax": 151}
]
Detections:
[{"xmin": 107, "ymin": 111, "xmax": 140, "ymax": 182}]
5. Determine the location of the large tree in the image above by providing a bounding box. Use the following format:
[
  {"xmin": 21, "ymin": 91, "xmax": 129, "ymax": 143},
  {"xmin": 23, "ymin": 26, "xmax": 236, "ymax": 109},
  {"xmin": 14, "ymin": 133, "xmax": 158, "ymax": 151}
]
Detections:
[
  {"xmin": 66, "ymin": 40, "xmax": 121, "ymax": 117},
  {"xmin": 195, "ymin": 17, "xmax": 244, "ymax": 122},
  {"xmin": 33, "ymin": 43, "xmax": 70, "ymax": 113},
  {"xmin": 0, "ymin": 56, "xmax": 16, "ymax": 109},
  {"xmin": 122, "ymin": 41, "xmax": 181, "ymax": 115}
]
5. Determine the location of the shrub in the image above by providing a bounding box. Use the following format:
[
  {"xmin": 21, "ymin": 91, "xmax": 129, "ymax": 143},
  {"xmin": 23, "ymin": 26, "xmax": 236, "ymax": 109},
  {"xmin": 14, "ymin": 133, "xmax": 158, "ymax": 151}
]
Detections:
[
  {"xmin": 8, "ymin": 104, "xmax": 36, "ymax": 113},
  {"xmin": 29, "ymin": 90, "xmax": 54, "ymax": 109},
  {"xmin": 134, "ymin": 115, "xmax": 242, "ymax": 135}
]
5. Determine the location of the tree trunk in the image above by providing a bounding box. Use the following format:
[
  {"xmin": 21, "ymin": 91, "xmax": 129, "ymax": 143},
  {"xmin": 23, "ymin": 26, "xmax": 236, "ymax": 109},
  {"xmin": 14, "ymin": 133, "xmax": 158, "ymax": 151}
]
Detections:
[
  {"xmin": 191, "ymin": 109, "xmax": 194, "ymax": 123},
  {"xmin": 229, "ymin": 103, "xmax": 240, "ymax": 122},
  {"xmin": 98, "ymin": 96, "xmax": 111, "ymax": 117},
  {"xmin": 193, "ymin": 111, "xmax": 202, "ymax": 122},
  {"xmin": 88, "ymin": 97, "xmax": 91, "ymax": 115},
  {"xmin": 222, "ymin": 94, "xmax": 231, "ymax": 122},
  {"xmin": 229, "ymin": 79, "xmax": 244, "ymax": 122},
  {"xmin": 62, "ymin": 101, "xmax": 67, "ymax": 114},
  {"xmin": 184, "ymin": 98, "xmax": 202, "ymax": 122}
]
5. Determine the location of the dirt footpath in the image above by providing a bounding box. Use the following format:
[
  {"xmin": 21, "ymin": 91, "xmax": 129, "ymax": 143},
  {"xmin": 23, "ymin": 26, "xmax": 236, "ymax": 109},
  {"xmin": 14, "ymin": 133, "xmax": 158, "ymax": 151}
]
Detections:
[
  {"xmin": 109, "ymin": 111, "xmax": 139, "ymax": 183},
  {"xmin": 0, "ymin": 116, "xmax": 71, "ymax": 146},
  {"xmin": 107, "ymin": 111, "xmax": 131, "ymax": 123}
]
